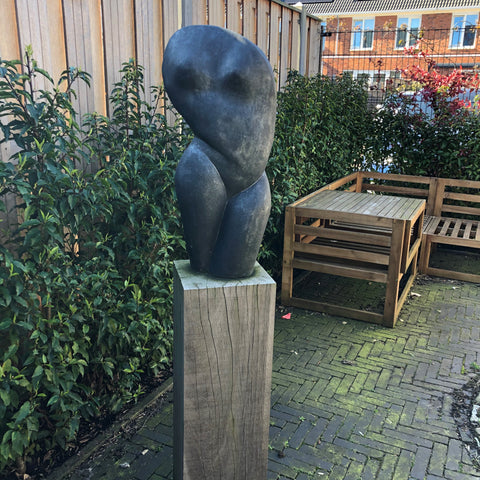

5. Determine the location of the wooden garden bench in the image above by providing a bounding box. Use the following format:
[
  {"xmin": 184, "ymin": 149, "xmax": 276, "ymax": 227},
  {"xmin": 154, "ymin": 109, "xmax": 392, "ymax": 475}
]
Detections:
[
  {"xmin": 347, "ymin": 172, "xmax": 480, "ymax": 283},
  {"xmin": 281, "ymin": 171, "xmax": 480, "ymax": 327},
  {"xmin": 320, "ymin": 172, "xmax": 480, "ymax": 282},
  {"xmin": 418, "ymin": 177, "xmax": 480, "ymax": 283}
]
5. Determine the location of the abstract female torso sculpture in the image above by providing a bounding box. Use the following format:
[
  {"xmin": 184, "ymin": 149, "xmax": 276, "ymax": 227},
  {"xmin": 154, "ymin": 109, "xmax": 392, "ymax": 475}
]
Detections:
[{"xmin": 162, "ymin": 25, "xmax": 276, "ymax": 278}]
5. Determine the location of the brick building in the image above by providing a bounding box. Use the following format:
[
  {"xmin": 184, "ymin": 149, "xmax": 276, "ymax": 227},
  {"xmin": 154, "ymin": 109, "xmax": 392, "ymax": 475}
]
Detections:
[{"xmin": 285, "ymin": 0, "xmax": 479, "ymax": 89}]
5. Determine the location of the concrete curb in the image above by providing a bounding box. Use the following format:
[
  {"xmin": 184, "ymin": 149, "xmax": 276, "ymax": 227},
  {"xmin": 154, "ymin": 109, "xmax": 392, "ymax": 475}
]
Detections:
[{"xmin": 47, "ymin": 377, "xmax": 173, "ymax": 480}]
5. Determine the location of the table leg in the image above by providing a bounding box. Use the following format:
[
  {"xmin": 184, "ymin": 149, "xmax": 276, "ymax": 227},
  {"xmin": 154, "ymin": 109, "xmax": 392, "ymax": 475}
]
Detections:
[
  {"xmin": 281, "ymin": 206, "xmax": 295, "ymax": 305},
  {"xmin": 384, "ymin": 219, "xmax": 406, "ymax": 327}
]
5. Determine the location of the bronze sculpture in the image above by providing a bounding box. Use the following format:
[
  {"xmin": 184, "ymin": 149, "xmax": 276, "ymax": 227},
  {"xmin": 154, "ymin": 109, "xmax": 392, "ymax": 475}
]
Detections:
[{"xmin": 163, "ymin": 25, "xmax": 276, "ymax": 278}]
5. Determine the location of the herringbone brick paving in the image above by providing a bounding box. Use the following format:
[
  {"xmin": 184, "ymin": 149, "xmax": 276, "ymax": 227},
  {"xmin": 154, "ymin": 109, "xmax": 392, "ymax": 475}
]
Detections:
[{"xmin": 58, "ymin": 275, "xmax": 480, "ymax": 480}]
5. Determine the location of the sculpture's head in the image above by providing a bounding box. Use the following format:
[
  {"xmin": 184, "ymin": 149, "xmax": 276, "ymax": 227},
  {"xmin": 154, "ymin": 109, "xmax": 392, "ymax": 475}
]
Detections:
[{"xmin": 162, "ymin": 25, "xmax": 276, "ymax": 178}]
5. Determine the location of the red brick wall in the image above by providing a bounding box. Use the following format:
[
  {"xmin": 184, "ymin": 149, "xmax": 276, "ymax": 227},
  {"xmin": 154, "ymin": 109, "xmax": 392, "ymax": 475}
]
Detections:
[
  {"xmin": 321, "ymin": 11, "xmax": 480, "ymax": 78},
  {"xmin": 422, "ymin": 12, "xmax": 452, "ymax": 30}
]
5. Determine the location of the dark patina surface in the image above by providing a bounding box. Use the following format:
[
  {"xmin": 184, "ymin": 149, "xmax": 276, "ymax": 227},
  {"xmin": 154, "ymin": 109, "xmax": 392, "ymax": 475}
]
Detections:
[{"xmin": 162, "ymin": 25, "xmax": 276, "ymax": 278}]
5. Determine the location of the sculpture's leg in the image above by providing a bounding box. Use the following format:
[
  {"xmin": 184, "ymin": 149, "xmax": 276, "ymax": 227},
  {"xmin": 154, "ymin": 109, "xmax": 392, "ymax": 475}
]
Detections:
[
  {"xmin": 210, "ymin": 172, "xmax": 271, "ymax": 278},
  {"xmin": 175, "ymin": 140, "xmax": 227, "ymax": 272}
]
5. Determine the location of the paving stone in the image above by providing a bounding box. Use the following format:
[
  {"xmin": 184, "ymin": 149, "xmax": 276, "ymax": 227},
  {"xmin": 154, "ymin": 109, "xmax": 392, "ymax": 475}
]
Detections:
[
  {"xmin": 288, "ymin": 419, "xmax": 314, "ymax": 449},
  {"xmin": 446, "ymin": 438, "xmax": 464, "ymax": 471},
  {"xmin": 428, "ymin": 442, "xmax": 448, "ymax": 477},
  {"xmin": 410, "ymin": 445, "xmax": 431, "ymax": 479},
  {"xmin": 392, "ymin": 448, "xmax": 416, "ymax": 480},
  {"xmin": 49, "ymin": 276, "xmax": 480, "ymax": 480},
  {"xmin": 378, "ymin": 453, "xmax": 398, "ymax": 479}
]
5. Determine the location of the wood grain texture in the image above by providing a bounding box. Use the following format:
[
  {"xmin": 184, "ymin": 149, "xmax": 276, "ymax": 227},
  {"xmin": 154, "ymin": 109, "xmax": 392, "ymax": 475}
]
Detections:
[
  {"xmin": 0, "ymin": 0, "xmax": 20, "ymax": 61},
  {"xmin": 279, "ymin": 7, "xmax": 291, "ymax": 87},
  {"xmin": 281, "ymin": 181, "xmax": 425, "ymax": 327},
  {"xmin": 257, "ymin": 0, "xmax": 270, "ymax": 58},
  {"xmin": 192, "ymin": 0, "xmax": 207, "ymax": 26},
  {"xmin": 63, "ymin": 0, "xmax": 106, "ymax": 118},
  {"xmin": 134, "ymin": 0, "xmax": 164, "ymax": 105},
  {"xmin": 269, "ymin": 1, "xmax": 281, "ymax": 85},
  {"xmin": 307, "ymin": 17, "xmax": 320, "ymax": 76},
  {"xmin": 101, "ymin": 0, "xmax": 135, "ymax": 116},
  {"xmin": 15, "ymin": 0, "xmax": 66, "ymax": 88},
  {"xmin": 243, "ymin": 0, "xmax": 257, "ymax": 44},
  {"xmin": 208, "ymin": 0, "xmax": 226, "ymax": 27},
  {"xmin": 226, "ymin": 0, "xmax": 243, "ymax": 35},
  {"xmin": 174, "ymin": 260, "xmax": 276, "ymax": 480},
  {"xmin": 290, "ymin": 8, "xmax": 300, "ymax": 72}
]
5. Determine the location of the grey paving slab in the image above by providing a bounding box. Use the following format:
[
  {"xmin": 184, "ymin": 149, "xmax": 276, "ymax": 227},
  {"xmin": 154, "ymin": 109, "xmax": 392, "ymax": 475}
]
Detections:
[{"xmin": 50, "ymin": 275, "xmax": 480, "ymax": 480}]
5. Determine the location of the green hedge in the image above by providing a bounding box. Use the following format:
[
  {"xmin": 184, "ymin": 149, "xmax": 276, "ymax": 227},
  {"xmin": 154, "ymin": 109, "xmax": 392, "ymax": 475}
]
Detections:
[
  {"xmin": 0, "ymin": 55, "xmax": 188, "ymax": 477},
  {"xmin": 260, "ymin": 72, "xmax": 375, "ymax": 277},
  {"xmin": 375, "ymin": 93, "xmax": 480, "ymax": 179}
]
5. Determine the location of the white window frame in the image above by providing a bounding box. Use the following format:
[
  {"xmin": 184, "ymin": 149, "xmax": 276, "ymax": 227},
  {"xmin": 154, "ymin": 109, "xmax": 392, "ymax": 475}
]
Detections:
[
  {"xmin": 344, "ymin": 70, "xmax": 400, "ymax": 90},
  {"xmin": 351, "ymin": 18, "xmax": 375, "ymax": 50},
  {"xmin": 395, "ymin": 17, "xmax": 421, "ymax": 49},
  {"xmin": 450, "ymin": 13, "xmax": 478, "ymax": 49}
]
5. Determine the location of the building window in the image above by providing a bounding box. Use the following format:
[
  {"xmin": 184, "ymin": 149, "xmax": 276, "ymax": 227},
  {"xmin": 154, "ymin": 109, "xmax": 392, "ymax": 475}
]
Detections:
[
  {"xmin": 450, "ymin": 14, "xmax": 478, "ymax": 48},
  {"xmin": 395, "ymin": 17, "xmax": 421, "ymax": 48},
  {"xmin": 343, "ymin": 70, "xmax": 400, "ymax": 90},
  {"xmin": 352, "ymin": 19, "xmax": 374, "ymax": 50}
]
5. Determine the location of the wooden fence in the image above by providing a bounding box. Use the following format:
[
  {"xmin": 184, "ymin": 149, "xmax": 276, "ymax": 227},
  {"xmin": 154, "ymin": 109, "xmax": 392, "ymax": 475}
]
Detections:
[
  {"xmin": 0, "ymin": 0, "xmax": 322, "ymax": 120},
  {"xmin": 0, "ymin": 0, "xmax": 323, "ymax": 235}
]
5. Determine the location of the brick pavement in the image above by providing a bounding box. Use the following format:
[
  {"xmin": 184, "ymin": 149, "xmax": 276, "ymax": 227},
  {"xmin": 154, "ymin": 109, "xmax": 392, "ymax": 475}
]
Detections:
[{"xmin": 54, "ymin": 275, "xmax": 480, "ymax": 480}]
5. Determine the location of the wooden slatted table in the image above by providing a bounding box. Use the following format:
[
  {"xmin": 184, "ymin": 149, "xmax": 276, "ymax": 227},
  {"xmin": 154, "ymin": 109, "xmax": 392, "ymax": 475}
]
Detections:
[{"xmin": 281, "ymin": 189, "xmax": 425, "ymax": 327}]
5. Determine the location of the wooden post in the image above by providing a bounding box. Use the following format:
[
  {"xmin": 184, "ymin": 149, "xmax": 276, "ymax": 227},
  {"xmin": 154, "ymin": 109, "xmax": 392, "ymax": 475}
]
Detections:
[{"xmin": 173, "ymin": 260, "xmax": 276, "ymax": 480}]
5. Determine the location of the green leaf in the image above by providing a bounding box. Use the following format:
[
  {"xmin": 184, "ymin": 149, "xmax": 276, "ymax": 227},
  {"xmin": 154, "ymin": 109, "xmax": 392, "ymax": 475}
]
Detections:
[
  {"xmin": 14, "ymin": 401, "xmax": 31, "ymax": 425},
  {"xmin": 0, "ymin": 388, "xmax": 10, "ymax": 406},
  {"xmin": 0, "ymin": 318, "xmax": 12, "ymax": 330}
]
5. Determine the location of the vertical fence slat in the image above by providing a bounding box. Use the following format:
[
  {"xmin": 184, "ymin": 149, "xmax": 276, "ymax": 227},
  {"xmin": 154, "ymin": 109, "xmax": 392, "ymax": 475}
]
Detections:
[
  {"xmin": 269, "ymin": 1, "xmax": 281, "ymax": 87},
  {"xmin": 208, "ymin": 0, "xmax": 226, "ymax": 27},
  {"xmin": 226, "ymin": 0, "xmax": 242, "ymax": 35},
  {"xmin": 15, "ymin": 0, "xmax": 67, "ymax": 86},
  {"xmin": 134, "ymin": 0, "xmax": 164, "ymax": 105},
  {"xmin": 0, "ymin": 0, "xmax": 20, "ymax": 60},
  {"xmin": 101, "ymin": 0, "xmax": 136, "ymax": 114},
  {"xmin": 87, "ymin": 0, "xmax": 107, "ymax": 114},
  {"xmin": 290, "ymin": 8, "xmax": 300, "ymax": 72},
  {"xmin": 192, "ymin": 0, "xmax": 207, "ymax": 25},
  {"xmin": 63, "ymin": 0, "xmax": 107, "ymax": 118},
  {"xmin": 257, "ymin": 0, "xmax": 270, "ymax": 59},
  {"xmin": 163, "ymin": 0, "xmax": 181, "ymax": 45},
  {"xmin": 0, "ymin": 0, "xmax": 20, "ymax": 169},
  {"xmin": 162, "ymin": 0, "xmax": 181, "ymax": 124},
  {"xmin": 0, "ymin": 1, "xmax": 21, "ymax": 237},
  {"xmin": 46, "ymin": 0, "xmax": 67, "ymax": 77},
  {"xmin": 243, "ymin": 0, "xmax": 257, "ymax": 44},
  {"xmin": 279, "ymin": 6, "xmax": 291, "ymax": 87},
  {"xmin": 307, "ymin": 18, "xmax": 320, "ymax": 76}
]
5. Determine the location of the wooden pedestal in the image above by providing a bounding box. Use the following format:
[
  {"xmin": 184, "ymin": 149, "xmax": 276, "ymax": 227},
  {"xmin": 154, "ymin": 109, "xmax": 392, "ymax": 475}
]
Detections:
[{"xmin": 173, "ymin": 260, "xmax": 276, "ymax": 480}]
